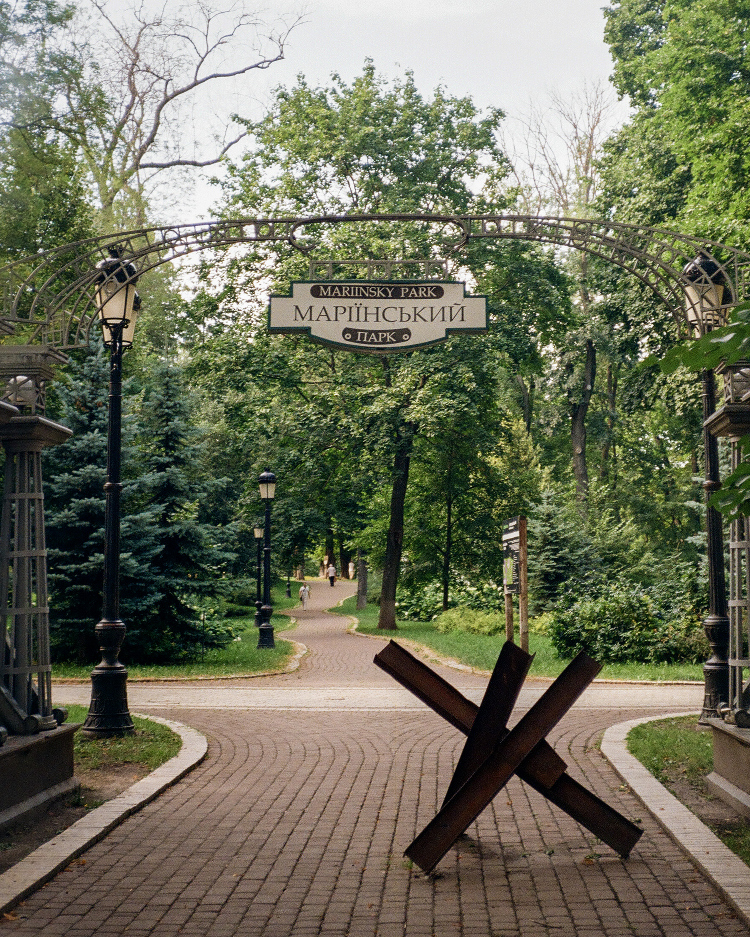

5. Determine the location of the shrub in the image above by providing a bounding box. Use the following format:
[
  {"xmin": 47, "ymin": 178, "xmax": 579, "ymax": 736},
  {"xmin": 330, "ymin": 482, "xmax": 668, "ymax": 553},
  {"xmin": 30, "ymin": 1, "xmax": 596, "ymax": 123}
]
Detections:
[
  {"xmin": 395, "ymin": 577, "xmax": 503, "ymax": 621},
  {"xmin": 547, "ymin": 583, "xmax": 708, "ymax": 664},
  {"xmin": 434, "ymin": 607, "xmax": 506, "ymax": 636}
]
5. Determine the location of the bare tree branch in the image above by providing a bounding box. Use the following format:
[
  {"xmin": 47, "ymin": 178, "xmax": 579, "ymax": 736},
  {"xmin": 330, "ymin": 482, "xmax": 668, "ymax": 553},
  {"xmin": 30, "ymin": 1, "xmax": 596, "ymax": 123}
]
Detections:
[
  {"xmin": 29, "ymin": 0, "xmax": 307, "ymax": 227},
  {"xmin": 139, "ymin": 131, "xmax": 247, "ymax": 169}
]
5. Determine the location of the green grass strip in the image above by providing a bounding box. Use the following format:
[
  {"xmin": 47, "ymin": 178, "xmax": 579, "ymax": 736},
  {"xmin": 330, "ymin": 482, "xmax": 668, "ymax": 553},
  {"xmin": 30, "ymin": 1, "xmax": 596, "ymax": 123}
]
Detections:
[
  {"xmin": 628, "ymin": 715, "xmax": 750, "ymax": 867},
  {"xmin": 64, "ymin": 703, "xmax": 182, "ymax": 771},
  {"xmin": 53, "ymin": 586, "xmax": 299, "ymax": 680},
  {"xmin": 340, "ymin": 596, "xmax": 703, "ymax": 681}
]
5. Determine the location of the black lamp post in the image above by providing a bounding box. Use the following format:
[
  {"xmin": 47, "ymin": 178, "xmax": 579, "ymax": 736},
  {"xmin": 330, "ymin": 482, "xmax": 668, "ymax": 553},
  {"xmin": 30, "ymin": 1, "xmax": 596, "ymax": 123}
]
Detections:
[
  {"xmin": 257, "ymin": 469, "xmax": 276, "ymax": 649},
  {"xmin": 254, "ymin": 524, "xmax": 263, "ymax": 628},
  {"xmin": 682, "ymin": 254, "xmax": 730, "ymax": 721},
  {"xmin": 82, "ymin": 250, "xmax": 140, "ymax": 738}
]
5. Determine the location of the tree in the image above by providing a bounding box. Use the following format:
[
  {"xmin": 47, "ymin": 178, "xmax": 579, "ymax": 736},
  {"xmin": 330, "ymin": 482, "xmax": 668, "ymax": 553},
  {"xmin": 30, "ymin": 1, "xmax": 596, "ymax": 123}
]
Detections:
[
  {"xmin": 1, "ymin": 0, "xmax": 302, "ymax": 227},
  {"xmin": 599, "ymin": 0, "xmax": 750, "ymax": 522},
  {"xmin": 206, "ymin": 63, "xmax": 534, "ymax": 628},
  {"xmin": 506, "ymin": 83, "xmax": 620, "ymax": 503},
  {"xmin": 129, "ymin": 360, "xmax": 235, "ymax": 661},
  {"xmin": 44, "ymin": 344, "xmax": 162, "ymax": 662},
  {"xmin": 0, "ymin": 1, "xmax": 94, "ymax": 264},
  {"xmin": 603, "ymin": 0, "xmax": 750, "ymax": 241}
]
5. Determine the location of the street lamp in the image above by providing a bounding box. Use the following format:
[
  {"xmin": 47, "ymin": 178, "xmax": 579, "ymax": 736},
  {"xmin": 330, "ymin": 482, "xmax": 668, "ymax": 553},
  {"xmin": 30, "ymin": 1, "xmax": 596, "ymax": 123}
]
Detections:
[
  {"xmin": 81, "ymin": 250, "xmax": 140, "ymax": 737},
  {"xmin": 254, "ymin": 525, "xmax": 263, "ymax": 628},
  {"xmin": 257, "ymin": 469, "xmax": 276, "ymax": 649},
  {"xmin": 682, "ymin": 253, "xmax": 730, "ymax": 721}
]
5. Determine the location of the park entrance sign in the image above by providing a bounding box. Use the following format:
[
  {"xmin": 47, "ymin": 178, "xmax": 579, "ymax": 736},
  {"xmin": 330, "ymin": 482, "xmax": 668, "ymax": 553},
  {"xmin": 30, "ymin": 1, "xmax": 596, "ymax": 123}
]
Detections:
[{"xmin": 268, "ymin": 280, "xmax": 487, "ymax": 353}]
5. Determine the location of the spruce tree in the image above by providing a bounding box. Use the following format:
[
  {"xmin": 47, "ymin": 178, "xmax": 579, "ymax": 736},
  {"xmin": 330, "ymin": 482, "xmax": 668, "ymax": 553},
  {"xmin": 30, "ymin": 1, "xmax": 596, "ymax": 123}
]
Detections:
[
  {"xmin": 44, "ymin": 345, "xmax": 161, "ymax": 663},
  {"xmin": 131, "ymin": 361, "xmax": 235, "ymax": 661}
]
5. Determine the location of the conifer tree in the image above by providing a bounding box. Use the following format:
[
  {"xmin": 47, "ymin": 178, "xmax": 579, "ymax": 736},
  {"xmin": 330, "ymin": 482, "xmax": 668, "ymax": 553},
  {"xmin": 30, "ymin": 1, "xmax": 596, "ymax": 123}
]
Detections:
[
  {"xmin": 44, "ymin": 345, "xmax": 161, "ymax": 662},
  {"xmin": 131, "ymin": 360, "xmax": 235, "ymax": 660}
]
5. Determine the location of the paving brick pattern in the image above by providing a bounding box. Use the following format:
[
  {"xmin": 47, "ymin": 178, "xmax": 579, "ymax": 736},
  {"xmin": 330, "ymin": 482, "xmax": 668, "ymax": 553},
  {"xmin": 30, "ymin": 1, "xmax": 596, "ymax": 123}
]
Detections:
[{"xmin": 2, "ymin": 579, "xmax": 745, "ymax": 935}]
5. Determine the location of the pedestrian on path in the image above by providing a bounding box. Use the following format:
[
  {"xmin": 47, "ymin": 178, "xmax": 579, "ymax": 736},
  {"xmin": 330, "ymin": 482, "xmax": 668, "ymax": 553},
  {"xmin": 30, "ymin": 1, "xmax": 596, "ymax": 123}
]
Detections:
[
  {"xmin": 327, "ymin": 562, "xmax": 336, "ymax": 587},
  {"xmin": 299, "ymin": 583, "xmax": 309, "ymax": 609}
]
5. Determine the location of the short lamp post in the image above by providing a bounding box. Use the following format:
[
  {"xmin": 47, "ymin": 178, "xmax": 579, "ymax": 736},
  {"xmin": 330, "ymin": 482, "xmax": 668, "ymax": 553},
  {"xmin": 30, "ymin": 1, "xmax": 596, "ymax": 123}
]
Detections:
[
  {"xmin": 254, "ymin": 525, "xmax": 263, "ymax": 628},
  {"xmin": 257, "ymin": 469, "xmax": 276, "ymax": 649},
  {"xmin": 682, "ymin": 253, "xmax": 730, "ymax": 721},
  {"xmin": 82, "ymin": 250, "xmax": 141, "ymax": 738}
]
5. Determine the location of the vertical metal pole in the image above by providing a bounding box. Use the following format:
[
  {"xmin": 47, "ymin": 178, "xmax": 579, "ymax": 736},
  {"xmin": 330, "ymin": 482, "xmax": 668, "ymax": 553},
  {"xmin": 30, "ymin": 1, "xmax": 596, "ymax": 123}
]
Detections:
[
  {"xmin": 254, "ymin": 536, "xmax": 262, "ymax": 627},
  {"xmin": 82, "ymin": 325, "xmax": 134, "ymax": 737},
  {"xmin": 700, "ymin": 368, "xmax": 730, "ymax": 721},
  {"xmin": 257, "ymin": 500, "xmax": 275, "ymax": 648}
]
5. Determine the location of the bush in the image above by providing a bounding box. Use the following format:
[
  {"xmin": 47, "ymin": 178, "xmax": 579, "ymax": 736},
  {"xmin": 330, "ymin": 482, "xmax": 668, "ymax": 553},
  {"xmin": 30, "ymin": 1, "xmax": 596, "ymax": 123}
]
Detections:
[
  {"xmin": 395, "ymin": 577, "xmax": 504, "ymax": 621},
  {"xmin": 434, "ymin": 607, "xmax": 506, "ymax": 636},
  {"xmin": 547, "ymin": 583, "xmax": 708, "ymax": 664}
]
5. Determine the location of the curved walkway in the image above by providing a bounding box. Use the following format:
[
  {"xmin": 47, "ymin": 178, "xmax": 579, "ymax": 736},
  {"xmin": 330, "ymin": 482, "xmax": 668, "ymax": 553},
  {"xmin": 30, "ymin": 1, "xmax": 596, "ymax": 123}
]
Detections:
[{"xmin": 1, "ymin": 579, "xmax": 746, "ymax": 936}]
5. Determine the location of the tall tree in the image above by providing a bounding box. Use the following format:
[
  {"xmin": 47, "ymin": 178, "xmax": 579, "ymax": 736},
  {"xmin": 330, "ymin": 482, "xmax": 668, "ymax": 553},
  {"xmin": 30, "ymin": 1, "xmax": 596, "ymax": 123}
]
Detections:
[
  {"xmin": 44, "ymin": 345, "xmax": 161, "ymax": 662},
  {"xmin": 603, "ymin": 0, "xmax": 750, "ymax": 241},
  {"xmin": 1, "ymin": 0, "xmax": 301, "ymax": 228},
  {"xmin": 505, "ymin": 84, "xmax": 619, "ymax": 502},
  {"xmin": 207, "ymin": 63, "xmax": 526, "ymax": 629},
  {"xmin": 130, "ymin": 360, "xmax": 236, "ymax": 661}
]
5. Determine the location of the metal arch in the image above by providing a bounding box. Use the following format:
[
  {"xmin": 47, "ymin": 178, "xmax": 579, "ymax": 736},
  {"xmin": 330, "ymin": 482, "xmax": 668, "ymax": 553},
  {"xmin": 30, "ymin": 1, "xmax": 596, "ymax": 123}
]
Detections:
[
  {"xmin": 465, "ymin": 215, "xmax": 748, "ymax": 334},
  {"xmin": 1, "ymin": 213, "xmax": 748, "ymax": 349}
]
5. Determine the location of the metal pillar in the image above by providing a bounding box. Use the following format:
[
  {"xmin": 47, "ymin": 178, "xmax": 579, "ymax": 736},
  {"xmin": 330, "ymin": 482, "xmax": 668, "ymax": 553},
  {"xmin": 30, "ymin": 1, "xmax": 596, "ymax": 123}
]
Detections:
[
  {"xmin": 700, "ymin": 369, "xmax": 730, "ymax": 720},
  {"xmin": 0, "ymin": 415, "xmax": 71, "ymax": 733},
  {"xmin": 257, "ymin": 498, "xmax": 275, "ymax": 649},
  {"xmin": 81, "ymin": 323, "xmax": 134, "ymax": 737}
]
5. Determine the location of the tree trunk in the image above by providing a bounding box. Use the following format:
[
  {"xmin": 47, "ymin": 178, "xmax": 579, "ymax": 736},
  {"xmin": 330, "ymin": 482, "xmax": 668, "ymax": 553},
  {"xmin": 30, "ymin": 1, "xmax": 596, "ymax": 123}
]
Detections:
[
  {"xmin": 338, "ymin": 533, "xmax": 351, "ymax": 578},
  {"xmin": 378, "ymin": 432, "xmax": 414, "ymax": 630},
  {"xmin": 516, "ymin": 374, "xmax": 534, "ymax": 434},
  {"xmin": 325, "ymin": 522, "xmax": 335, "ymax": 570},
  {"xmin": 442, "ymin": 485, "xmax": 453, "ymax": 611},
  {"xmin": 569, "ymin": 338, "xmax": 596, "ymax": 504},
  {"xmin": 600, "ymin": 362, "xmax": 618, "ymax": 490},
  {"xmin": 356, "ymin": 548, "xmax": 368, "ymax": 610}
]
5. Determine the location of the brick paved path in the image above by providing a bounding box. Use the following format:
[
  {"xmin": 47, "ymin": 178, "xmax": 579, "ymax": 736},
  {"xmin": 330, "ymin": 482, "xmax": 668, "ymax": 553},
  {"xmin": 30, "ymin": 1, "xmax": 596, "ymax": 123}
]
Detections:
[{"xmin": 3, "ymin": 579, "xmax": 745, "ymax": 936}]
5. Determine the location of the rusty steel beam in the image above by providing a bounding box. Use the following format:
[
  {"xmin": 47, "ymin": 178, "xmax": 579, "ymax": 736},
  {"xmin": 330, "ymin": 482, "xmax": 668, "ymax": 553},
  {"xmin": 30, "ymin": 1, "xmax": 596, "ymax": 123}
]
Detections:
[
  {"xmin": 374, "ymin": 642, "xmax": 642, "ymax": 865},
  {"xmin": 443, "ymin": 640, "xmax": 534, "ymax": 805}
]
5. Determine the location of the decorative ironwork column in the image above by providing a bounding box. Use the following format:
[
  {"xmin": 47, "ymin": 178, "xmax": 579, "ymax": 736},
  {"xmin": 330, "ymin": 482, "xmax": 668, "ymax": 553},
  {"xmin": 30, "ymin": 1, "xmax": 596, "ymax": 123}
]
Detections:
[
  {"xmin": 0, "ymin": 411, "xmax": 71, "ymax": 734},
  {"xmin": 704, "ymin": 363, "xmax": 750, "ymax": 725},
  {"xmin": 0, "ymin": 349, "xmax": 71, "ymax": 736}
]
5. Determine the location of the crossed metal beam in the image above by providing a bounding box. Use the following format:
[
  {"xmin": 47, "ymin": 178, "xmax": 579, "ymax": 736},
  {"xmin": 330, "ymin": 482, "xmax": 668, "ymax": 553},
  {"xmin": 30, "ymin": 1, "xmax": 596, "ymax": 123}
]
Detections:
[{"xmin": 374, "ymin": 640, "xmax": 643, "ymax": 874}]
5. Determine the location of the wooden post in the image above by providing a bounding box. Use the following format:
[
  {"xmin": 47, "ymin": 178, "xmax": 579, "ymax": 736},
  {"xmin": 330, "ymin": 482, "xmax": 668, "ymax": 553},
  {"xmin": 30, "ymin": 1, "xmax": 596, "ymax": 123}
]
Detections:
[
  {"xmin": 519, "ymin": 516, "xmax": 529, "ymax": 653},
  {"xmin": 505, "ymin": 590, "xmax": 514, "ymax": 643}
]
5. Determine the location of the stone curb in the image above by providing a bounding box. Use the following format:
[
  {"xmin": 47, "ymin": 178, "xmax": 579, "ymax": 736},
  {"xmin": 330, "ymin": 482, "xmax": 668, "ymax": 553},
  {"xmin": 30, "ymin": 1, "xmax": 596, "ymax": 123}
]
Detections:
[
  {"xmin": 0, "ymin": 715, "xmax": 207, "ymax": 915},
  {"xmin": 601, "ymin": 712, "xmax": 750, "ymax": 927}
]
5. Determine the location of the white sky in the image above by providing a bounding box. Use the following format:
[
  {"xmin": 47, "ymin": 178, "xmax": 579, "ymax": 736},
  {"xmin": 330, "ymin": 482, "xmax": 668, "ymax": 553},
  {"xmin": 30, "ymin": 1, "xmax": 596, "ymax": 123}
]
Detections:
[{"xmin": 172, "ymin": 0, "xmax": 626, "ymax": 219}]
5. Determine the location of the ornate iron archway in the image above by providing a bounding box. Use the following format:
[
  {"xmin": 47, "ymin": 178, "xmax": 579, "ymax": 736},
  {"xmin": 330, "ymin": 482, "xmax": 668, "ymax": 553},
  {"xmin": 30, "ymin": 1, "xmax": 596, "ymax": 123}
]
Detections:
[
  {"xmin": 2, "ymin": 213, "xmax": 749, "ymax": 346},
  {"xmin": 0, "ymin": 213, "xmax": 747, "ymax": 735}
]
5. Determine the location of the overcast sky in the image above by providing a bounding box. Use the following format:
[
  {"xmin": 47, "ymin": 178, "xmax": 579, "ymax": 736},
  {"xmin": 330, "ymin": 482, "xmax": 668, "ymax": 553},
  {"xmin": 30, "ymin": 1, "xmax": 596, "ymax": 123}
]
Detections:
[{"xmin": 181, "ymin": 0, "xmax": 626, "ymax": 218}]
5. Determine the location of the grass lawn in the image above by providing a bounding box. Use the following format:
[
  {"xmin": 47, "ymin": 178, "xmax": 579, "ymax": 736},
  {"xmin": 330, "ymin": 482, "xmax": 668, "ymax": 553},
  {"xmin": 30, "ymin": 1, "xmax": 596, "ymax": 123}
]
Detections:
[
  {"xmin": 65, "ymin": 703, "xmax": 182, "ymax": 771},
  {"xmin": 628, "ymin": 715, "xmax": 750, "ymax": 867},
  {"xmin": 52, "ymin": 585, "xmax": 299, "ymax": 680},
  {"xmin": 339, "ymin": 596, "xmax": 704, "ymax": 682}
]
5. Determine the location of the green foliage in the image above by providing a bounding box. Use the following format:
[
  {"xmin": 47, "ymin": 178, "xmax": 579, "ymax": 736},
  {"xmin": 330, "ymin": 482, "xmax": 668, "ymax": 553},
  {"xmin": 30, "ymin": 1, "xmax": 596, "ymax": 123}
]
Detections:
[
  {"xmin": 395, "ymin": 577, "xmax": 503, "ymax": 621},
  {"xmin": 125, "ymin": 361, "xmax": 236, "ymax": 662},
  {"xmin": 44, "ymin": 345, "xmax": 163, "ymax": 663},
  {"xmin": 548, "ymin": 582, "xmax": 707, "ymax": 664},
  {"xmin": 434, "ymin": 607, "xmax": 505, "ymax": 636},
  {"xmin": 604, "ymin": 0, "xmax": 750, "ymax": 240},
  {"xmin": 660, "ymin": 302, "xmax": 750, "ymax": 375}
]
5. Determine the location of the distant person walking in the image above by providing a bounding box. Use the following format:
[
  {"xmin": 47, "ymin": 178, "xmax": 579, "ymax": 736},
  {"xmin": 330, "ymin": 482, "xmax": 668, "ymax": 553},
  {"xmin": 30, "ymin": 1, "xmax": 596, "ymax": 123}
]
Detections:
[
  {"xmin": 327, "ymin": 563, "xmax": 336, "ymax": 587},
  {"xmin": 299, "ymin": 583, "xmax": 310, "ymax": 609}
]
